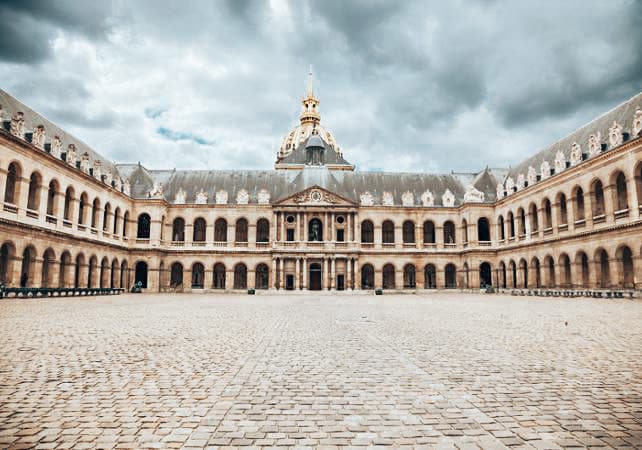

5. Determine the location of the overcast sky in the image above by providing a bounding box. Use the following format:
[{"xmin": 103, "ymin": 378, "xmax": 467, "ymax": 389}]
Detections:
[{"xmin": 0, "ymin": 0, "xmax": 640, "ymax": 173}]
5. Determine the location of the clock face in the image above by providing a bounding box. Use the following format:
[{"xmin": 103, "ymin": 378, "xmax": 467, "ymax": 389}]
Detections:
[{"xmin": 310, "ymin": 190, "xmax": 322, "ymax": 202}]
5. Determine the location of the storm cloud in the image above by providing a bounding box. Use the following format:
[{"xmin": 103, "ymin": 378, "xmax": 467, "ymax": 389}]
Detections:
[{"xmin": 0, "ymin": 0, "xmax": 640, "ymax": 173}]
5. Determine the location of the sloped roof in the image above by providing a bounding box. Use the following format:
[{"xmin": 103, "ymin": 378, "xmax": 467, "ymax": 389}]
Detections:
[
  {"xmin": 0, "ymin": 88, "xmax": 121, "ymax": 178},
  {"xmin": 279, "ymin": 134, "xmax": 354, "ymax": 167},
  {"xmin": 506, "ymin": 92, "xmax": 642, "ymax": 180}
]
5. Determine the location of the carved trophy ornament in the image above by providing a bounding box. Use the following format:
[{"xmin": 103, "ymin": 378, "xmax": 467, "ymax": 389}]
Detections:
[
  {"xmin": 149, "ymin": 182, "xmax": 164, "ymax": 199},
  {"xmin": 588, "ymin": 132, "xmax": 601, "ymax": 156},
  {"xmin": 10, "ymin": 112, "xmax": 24, "ymax": 137},
  {"xmin": 360, "ymin": 191, "xmax": 374, "ymax": 206},
  {"xmin": 123, "ymin": 180, "xmax": 131, "ymax": 196},
  {"xmin": 442, "ymin": 189, "xmax": 455, "ymax": 207},
  {"xmin": 554, "ymin": 150, "xmax": 566, "ymax": 173},
  {"xmin": 195, "ymin": 189, "xmax": 208, "ymax": 204},
  {"xmin": 570, "ymin": 142, "xmax": 582, "ymax": 166},
  {"xmin": 257, "ymin": 189, "xmax": 270, "ymax": 204},
  {"xmin": 540, "ymin": 160, "xmax": 551, "ymax": 180},
  {"xmin": 527, "ymin": 166, "xmax": 537, "ymax": 185},
  {"xmin": 236, "ymin": 189, "xmax": 249, "ymax": 205},
  {"xmin": 93, "ymin": 160, "xmax": 102, "ymax": 180},
  {"xmin": 80, "ymin": 152, "xmax": 91, "ymax": 174},
  {"xmin": 633, "ymin": 107, "xmax": 642, "ymax": 136},
  {"xmin": 51, "ymin": 135, "xmax": 62, "ymax": 158},
  {"xmin": 608, "ymin": 121, "xmax": 623, "ymax": 148},
  {"xmin": 32, "ymin": 125, "xmax": 46, "ymax": 149},
  {"xmin": 516, "ymin": 173, "xmax": 525, "ymax": 191},
  {"xmin": 215, "ymin": 189, "xmax": 228, "ymax": 205},
  {"xmin": 496, "ymin": 183, "xmax": 505, "ymax": 200},
  {"xmin": 463, "ymin": 185, "xmax": 484, "ymax": 203},
  {"xmin": 382, "ymin": 191, "xmax": 394, "ymax": 206},
  {"xmin": 505, "ymin": 177, "xmax": 515, "ymax": 193},
  {"xmin": 421, "ymin": 189, "xmax": 435, "ymax": 206},
  {"xmin": 174, "ymin": 188, "xmax": 186, "ymax": 204},
  {"xmin": 401, "ymin": 191, "xmax": 414, "ymax": 207}
]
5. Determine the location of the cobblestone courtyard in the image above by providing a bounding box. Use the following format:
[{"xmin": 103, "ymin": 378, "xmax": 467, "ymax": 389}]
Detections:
[{"xmin": 0, "ymin": 293, "xmax": 641, "ymax": 449}]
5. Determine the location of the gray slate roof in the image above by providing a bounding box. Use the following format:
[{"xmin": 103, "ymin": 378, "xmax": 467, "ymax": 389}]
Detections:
[
  {"xmin": 279, "ymin": 134, "xmax": 354, "ymax": 167},
  {"xmin": 117, "ymin": 163, "xmax": 502, "ymax": 206},
  {"xmin": 507, "ymin": 92, "xmax": 642, "ymax": 180},
  {"xmin": 0, "ymin": 89, "xmax": 121, "ymax": 177}
]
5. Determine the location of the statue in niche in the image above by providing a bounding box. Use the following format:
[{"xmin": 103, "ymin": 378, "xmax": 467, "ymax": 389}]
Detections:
[{"xmin": 309, "ymin": 219, "xmax": 322, "ymax": 241}]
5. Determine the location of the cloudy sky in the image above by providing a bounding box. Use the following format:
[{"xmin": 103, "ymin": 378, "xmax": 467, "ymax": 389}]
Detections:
[{"xmin": 1, "ymin": 0, "xmax": 640, "ymax": 173}]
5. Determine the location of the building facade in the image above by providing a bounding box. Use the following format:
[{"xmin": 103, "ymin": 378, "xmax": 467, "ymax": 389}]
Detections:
[{"xmin": 0, "ymin": 78, "xmax": 641, "ymax": 293}]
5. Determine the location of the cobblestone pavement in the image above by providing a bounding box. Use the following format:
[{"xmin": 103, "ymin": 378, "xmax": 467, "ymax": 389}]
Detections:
[{"xmin": 1, "ymin": 293, "xmax": 641, "ymax": 450}]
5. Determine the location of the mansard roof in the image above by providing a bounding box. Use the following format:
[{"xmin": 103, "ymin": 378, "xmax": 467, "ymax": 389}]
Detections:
[
  {"xmin": 506, "ymin": 92, "xmax": 642, "ymax": 181},
  {"xmin": 277, "ymin": 134, "xmax": 355, "ymax": 169},
  {"xmin": 0, "ymin": 89, "xmax": 121, "ymax": 178},
  {"xmin": 117, "ymin": 163, "xmax": 502, "ymax": 206}
]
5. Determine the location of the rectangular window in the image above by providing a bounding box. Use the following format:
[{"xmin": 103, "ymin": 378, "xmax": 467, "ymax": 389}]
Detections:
[
  {"xmin": 286, "ymin": 228, "xmax": 295, "ymax": 241},
  {"xmin": 336, "ymin": 229, "xmax": 345, "ymax": 242}
]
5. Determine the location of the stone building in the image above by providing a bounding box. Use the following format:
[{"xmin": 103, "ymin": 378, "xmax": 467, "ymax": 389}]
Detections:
[{"xmin": 0, "ymin": 75, "xmax": 641, "ymax": 293}]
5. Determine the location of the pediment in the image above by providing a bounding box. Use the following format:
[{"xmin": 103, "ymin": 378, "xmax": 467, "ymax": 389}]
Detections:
[{"xmin": 277, "ymin": 185, "xmax": 355, "ymax": 206}]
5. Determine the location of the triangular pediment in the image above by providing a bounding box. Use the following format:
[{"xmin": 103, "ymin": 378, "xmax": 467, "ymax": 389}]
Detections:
[{"xmin": 277, "ymin": 185, "xmax": 356, "ymax": 206}]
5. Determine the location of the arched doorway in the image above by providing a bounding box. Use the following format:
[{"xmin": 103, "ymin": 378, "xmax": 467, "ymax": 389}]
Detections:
[
  {"xmin": 424, "ymin": 264, "xmax": 436, "ymax": 289},
  {"xmin": 361, "ymin": 264, "xmax": 374, "ymax": 289},
  {"xmin": 20, "ymin": 246, "xmax": 36, "ymax": 287},
  {"xmin": 234, "ymin": 263, "xmax": 247, "ymax": 289},
  {"xmin": 309, "ymin": 262, "xmax": 322, "ymax": 290},
  {"xmin": 170, "ymin": 262, "xmax": 183, "ymax": 288},
  {"xmin": 382, "ymin": 264, "xmax": 395, "ymax": 289},
  {"xmin": 403, "ymin": 264, "xmax": 416, "ymax": 288},
  {"xmin": 135, "ymin": 261, "xmax": 148, "ymax": 288},
  {"xmin": 255, "ymin": 264, "xmax": 269, "ymax": 290},
  {"xmin": 213, "ymin": 263, "xmax": 226, "ymax": 289},
  {"xmin": 479, "ymin": 262, "xmax": 492, "ymax": 288},
  {"xmin": 191, "ymin": 263, "xmax": 204, "ymax": 289}
]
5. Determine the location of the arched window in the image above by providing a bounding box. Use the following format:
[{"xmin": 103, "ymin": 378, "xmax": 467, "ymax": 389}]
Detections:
[
  {"xmin": 517, "ymin": 208, "xmax": 526, "ymax": 236},
  {"xmin": 123, "ymin": 211, "xmax": 130, "ymax": 237},
  {"xmin": 78, "ymin": 193, "xmax": 88, "ymax": 225},
  {"xmin": 235, "ymin": 218, "xmax": 248, "ymax": 243},
  {"xmin": 403, "ymin": 264, "xmax": 416, "ymax": 288},
  {"xmin": 462, "ymin": 219, "xmax": 468, "ymax": 243},
  {"xmin": 102, "ymin": 203, "xmax": 111, "ymax": 231},
  {"xmin": 507, "ymin": 212, "xmax": 515, "ymax": 238},
  {"xmin": 402, "ymin": 221, "xmax": 415, "ymax": 243},
  {"xmin": 63, "ymin": 187, "xmax": 74, "ymax": 221},
  {"xmin": 558, "ymin": 193, "xmax": 568, "ymax": 225},
  {"xmin": 614, "ymin": 171, "xmax": 628, "ymax": 211},
  {"xmin": 361, "ymin": 220, "xmax": 374, "ymax": 243},
  {"xmin": 214, "ymin": 218, "xmax": 227, "ymax": 242},
  {"xmin": 308, "ymin": 218, "xmax": 323, "ymax": 241},
  {"xmin": 423, "ymin": 220, "xmax": 435, "ymax": 243},
  {"xmin": 591, "ymin": 180, "xmax": 605, "ymax": 217},
  {"xmin": 193, "ymin": 218, "xmax": 206, "ymax": 242},
  {"xmin": 255, "ymin": 264, "xmax": 269, "ymax": 289},
  {"xmin": 542, "ymin": 198, "xmax": 552, "ymax": 229},
  {"xmin": 528, "ymin": 203, "xmax": 538, "ymax": 232},
  {"xmin": 574, "ymin": 186, "xmax": 585, "ymax": 223},
  {"xmin": 4, "ymin": 162, "xmax": 20, "ymax": 204},
  {"xmin": 361, "ymin": 264, "xmax": 374, "ymax": 289},
  {"xmin": 46, "ymin": 180, "xmax": 58, "ymax": 216},
  {"xmin": 382, "ymin": 220, "xmax": 395, "ymax": 244},
  {"xmin": 170, "ymin": 263, "xmax": 183, "ymax": 288},
  {"xmin": 27, "ymin": 172, "xmax": 42, "ymax": 211},
  {"xmin": 91, "ymin": 198, "xmax": 100, "ymax": 228},
  {"xmin": 445, "ymin": 264, "xmax": 457, "ymax": 288},
  {"xmin": 137, "ymin": 213, "xmax": 151, "ymax": 239},
  {"xmin": 443, "ymin": 221, "xmax": 456, "ymax": 244},
  {"xmin": 191, "ymin": 263, "xmax": 204, "ymax": 289},
  {"xmin": 477, "ymin": 217, "xmax": 490, "ymax": 242},
  {"xmin": 113, "ymin": 207, "xmax": 121, "ymax": 234},
  {"xmin": 213, "ymin": 263, "xmax": 226, "ymax": 289},
  {"xmin": 497, "ymin": 215, "xmax": 505, "ymax": 240},
  {"xmin": 424, "ymin": 264, "xmax": 436, "ymax": 288},
  {"xmin": 172, "ymin": 217, "xmax": 185, "ymax": 241},
  {"xmin": 256, "ymin": 218, "xmax": 270, "ymax": 243},
  {"xmin": 234, "ymin": 263, "xmax": 247, "ymax": 289},
  {"xmin": 134, "ymin": 261, "xmax": 148, "ymax": 288},
  {"xmin": 479, "ymin": 262, "xmax": 492, "ymax": 287},
  {"xmin": 382, "ymin": 264, "xmax": 395, "ymax": 289}
]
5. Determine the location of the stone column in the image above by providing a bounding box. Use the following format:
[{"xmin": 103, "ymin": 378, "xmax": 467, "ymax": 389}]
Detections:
[
  {"xmin": 17, "ymin": 176, "xmax": 30, "ymax": 220},
  {"xmin": 303, "ymin": 212, "xmax": 308, "ymax": 243},
  {"xmin": 585, "ymin": 192, "xmax": 594, "ymax": 228},
  {"xmin": 271, "ymin": 258, "xmax": 277, "ymax": 289},
  {"xmin": 280, "ymin": 258, "xmax": 285, "ymax": 289},
  {"xmin": 603, "ymin": 184, "xmax": 616, "ymax": 224},
  {"xmin": 346, "ymin": 258, "xmax": 352, "ymax": 290},
  {"xmin": 54, "ymin": 191, "xmax": 65, "ymax": 222},
  {"xmin": 395, "ymin": 267, "xmax": 403, "ymax": 289},
  {"xmin": 346, "ymin": 213, "xmax": 352, "ymax": 242},
  {"xmin": 609, "ymin": 257, "xmax": 621, "ymax": 289},
  {"xmin": 354, "ymin": 213, "xmax": 360, "ymax": 243},
  {"xmin": 295, "ymin": 258, "xmax": 300, "ymax": 290},
  {"xmin": 270, "ymin": 212, "xmax": 278, "ymax": 243},
  {"xmin": 38, "ymin": 184, "xmax": 49, "ymax": 217},
  {"xmin": 247, "ymin": 269, "xmax": 255, "ymax": 290},
  {"xmin": 394, "ymin": 225, "xmax": 402, "ymax": 249},
  {"xmin": 330, "ymin": 212, "xmax": 335, "ymax": 242},
  {"xmin": 330, "ymin": 258, "xmax": 336, "ymax": 290},
  {"xmin": 302, "ymin": 258, "xmax": 307, "ymax": 290},
  {"xmin": 0, "ymin": 167, "xmax": 6, "ymax": 205},
  {"xmin": 374, "ymin": 266, "xmax": 382, "ymax": 289},
  {"xmin": 469, "ymin": 265, "xmax": 480, "ymax": 289},
  {"xmin": 416, "ymin": 264, "xmax": 425, "ymax": 289},
  {"xmin": 436, "ymin": 267, "xmax": 445, "ymax": 289},
  {"xmin": 630, "ymin": 166, "xmax": 641, "ymax": 220},
  {"xmin": 31, "ymin": 258, "xmax": 43, "ymax": 287},
  {"xmin": 279, "ymin": 212, "xmax": 284, "ymax": 242},
  {"xmin": 353, "ymin": 259, "xmax": 359, "ymax": 290},
  {"xmin": 248, "ymin": 223, "xmax": 256, "ymax": 246},
  {"xmin": 323, "ymin": 258, "xmax": 329, "ymax": 290}
]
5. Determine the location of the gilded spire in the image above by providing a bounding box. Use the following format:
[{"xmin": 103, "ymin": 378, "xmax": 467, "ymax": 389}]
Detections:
[
  {"xmin": 300, "ymin": 65, "xmax": 320, "ymax": 126},
  {"xmin": 306, "ymin": 65, "xmax": 314, "ymax": 97}
]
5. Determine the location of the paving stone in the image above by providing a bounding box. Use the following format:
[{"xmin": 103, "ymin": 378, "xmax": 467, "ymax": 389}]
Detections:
[{"xmin": 0, "ymin": 293, "xmax": 640, "ymax": 448}]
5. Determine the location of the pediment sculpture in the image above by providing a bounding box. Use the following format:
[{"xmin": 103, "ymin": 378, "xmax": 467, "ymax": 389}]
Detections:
[
  {"xmin": 360, "ymin": 191, "xmax": 374, "ymax": 206},
  {"xmin": 633, "ymin": 107, "xmax": 642, "ymax": 136},
  {"xmin": 236, "ymin": 189, "xmax": 249, "ymax": 205},
  {"xmin": 174, "ymin": 188, "xmax": 186, "ymax": 204},
  {"xmin": 554, "ymin": 150, "xmax": 566, "ymax": 173},
  {"xmin": 32, "ymin": 125, "xmax": 46, "ymax": 149},
  {"xmin": 463, "ymin": 185, "xmax": 484, "ymax": 203},
  {"xmin": 540, "ymin": 160, "xmax": 551, "ymax": 180},
  {"xmin": 421, "ymin": 189, "xmax": 434, "ymax": 206},
  {"xmin": 257, "ymin": 189, "xmax": 270, "ymax": 204},
  {"xmin": 382, "ymin": 191, "xmax": 394, "ymax": 206},
  {"xmin": 608, "ymin": 121, "xmax": 623, "ymax": 148},
  {"xmin": 527, "ymin": 166, "xmax": 537, "ymax": 185},
  {"xmin": 196, "ymin": 189, "xmax": 208, "ymax": 204},
  {"xmin": 215, "ymin": 189, "xmax": 228, "ymax": 205},
  {"xmin": 401, "ymin": 191, "xmax": 414, "ymax": 207},
  {"xmin": 51, "ymin": 136, "xmax": 62, "ymax": 158},
  {"xmin": 442, "ymin": 188, "xmax": 455, "ymax": 207},
  {"xmin": 570, "ymin": 142, "xmax": 582, "ymax": 166},
  {"xmin": 588, "ymin": 132, "xmax": 601, "ymax": 156}
]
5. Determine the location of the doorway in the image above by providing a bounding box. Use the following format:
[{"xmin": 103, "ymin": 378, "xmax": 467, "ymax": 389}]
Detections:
[
  {"xmin": 309, "ymin": 263, "xmax": 322, "ymax": 290},
  {"xmin": 337, "ymin": 274, "xmax": 345, "ymax": 291},
  {"xmin": 286, "ymin": 274, "xmax": 294, "ymax": 290}
]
